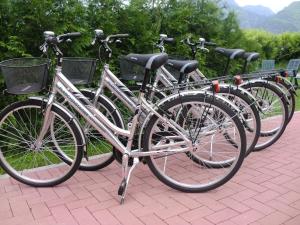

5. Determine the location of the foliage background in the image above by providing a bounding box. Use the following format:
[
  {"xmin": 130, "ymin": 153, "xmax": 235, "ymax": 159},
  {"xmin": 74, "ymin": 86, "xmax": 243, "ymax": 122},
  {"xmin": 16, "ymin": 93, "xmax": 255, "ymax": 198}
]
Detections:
[{"xmin": 0, "ymin": 0, "xmax": 300, "ymax": 109}]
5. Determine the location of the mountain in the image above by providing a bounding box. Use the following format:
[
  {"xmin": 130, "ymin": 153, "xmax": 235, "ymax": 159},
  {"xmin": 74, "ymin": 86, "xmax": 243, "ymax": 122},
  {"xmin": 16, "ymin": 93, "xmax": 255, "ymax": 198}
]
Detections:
[
  {"xmin": 223, "ymin": 0, "xmax": 300, "ymax": 33},
  {"xmin": 242, "ymin": 5, "xmax": 274, "ymax": 17},
  {"xmin": 263, "ymin": 1, "xmax": 300, "ymax": 33}
]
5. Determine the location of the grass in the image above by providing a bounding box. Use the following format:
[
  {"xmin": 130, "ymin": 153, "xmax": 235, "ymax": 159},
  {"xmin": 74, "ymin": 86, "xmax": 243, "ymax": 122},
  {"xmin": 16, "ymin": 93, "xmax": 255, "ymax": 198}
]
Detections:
[{"xmin": 296, "ymin": 89, "xmax": 300, "ymax": 111}]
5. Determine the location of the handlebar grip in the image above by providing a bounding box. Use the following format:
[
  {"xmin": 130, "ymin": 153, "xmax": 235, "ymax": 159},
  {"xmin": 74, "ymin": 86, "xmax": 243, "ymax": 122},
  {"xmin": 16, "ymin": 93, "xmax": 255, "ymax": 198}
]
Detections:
[
  {"xmin": 109, "ymin": 34, "xmax": 129, "ymax": 39},
  {"xmin": 118, "ymin": 34, "xmax": 129, "ymax": 38},
  {"xmin": 205, "ymin": 41, "xmax": 217, "ymax": 47},
  {"xmin": 165, "ymin": 38, "xmax": 175, "ymax": 44},
  {"xmin": 59, "ymin": 32, "xmax": 81, "ymax": 40}
]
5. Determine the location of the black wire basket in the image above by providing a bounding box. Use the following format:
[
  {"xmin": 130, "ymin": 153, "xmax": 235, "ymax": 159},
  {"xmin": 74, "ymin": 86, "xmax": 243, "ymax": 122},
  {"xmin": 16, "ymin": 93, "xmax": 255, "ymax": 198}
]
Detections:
[
  {"xmin": 0, "ymin": 57, "xmax": 50, "ymax": 94},
  {"xmin": 61, "ymin": 57, "xmax": 98, "ymax": 85},
  {"xmin": 119, "ymin": 56, "xmax": 145, "ymax": 81}
]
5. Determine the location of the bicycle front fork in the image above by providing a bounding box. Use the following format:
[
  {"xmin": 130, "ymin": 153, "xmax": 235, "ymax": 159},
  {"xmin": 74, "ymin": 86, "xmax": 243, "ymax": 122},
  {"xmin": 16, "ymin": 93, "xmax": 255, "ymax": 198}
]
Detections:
[{"xmin": 34, "ymin": 93, "xmax": 56, "ymax": 150}]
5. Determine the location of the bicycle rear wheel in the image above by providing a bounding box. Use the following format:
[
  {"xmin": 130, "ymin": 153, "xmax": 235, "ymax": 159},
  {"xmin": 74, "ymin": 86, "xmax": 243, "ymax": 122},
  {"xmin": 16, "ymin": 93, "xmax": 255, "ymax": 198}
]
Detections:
[
  {"xmin": 276, "ymin": 81, "xmax": 295, "ymax": 123},
  {"xmin": 54, "ymin": 90, "xmax": 124, "ymax": 171},
  {"xmin": 241, "ymin": 81, "xmax": 288, "ymax": 151},
  {"xmin": 0, "ymin": 99, "xmax": 84, "ymax": 187},
  {"xmin": 216, "ymin": 86, "xmax": 260, "ymax": 156},
  {"xmin": 142, "ymin": 93, "xmax": 246, "ymax": 192},
  {"xmin": 264, "ymin": 78, "xmax": 295, "ymax": 123}
]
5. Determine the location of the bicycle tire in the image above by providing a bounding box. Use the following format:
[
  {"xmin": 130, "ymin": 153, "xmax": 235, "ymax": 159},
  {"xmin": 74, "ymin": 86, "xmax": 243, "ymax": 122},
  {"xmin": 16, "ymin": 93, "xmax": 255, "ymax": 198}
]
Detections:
[
  {"xmin": 142, "ymin": 93, "xmax": 246, "ymax": 192},
  {"xmin": 0, "ymin": 99, "xmax": 84, "ymax": 187},
  {"xmin": 54, "ymin": 90, "xmax": 124, "ymax": 171},
  {"xmin": 241, "ymin": 81, "xmax": 288, "ymax": 151}
]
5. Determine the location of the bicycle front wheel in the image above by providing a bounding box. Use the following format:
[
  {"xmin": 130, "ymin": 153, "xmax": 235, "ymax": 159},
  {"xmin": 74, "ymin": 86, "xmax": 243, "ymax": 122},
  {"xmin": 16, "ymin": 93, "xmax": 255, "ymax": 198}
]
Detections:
[
  {"xmin": 0, "ymin": 99, "xmax": 84, "ymax": 187},
  {"xmin": 142, "ymin": 93, "xmax": 246, "ymax": 192}
]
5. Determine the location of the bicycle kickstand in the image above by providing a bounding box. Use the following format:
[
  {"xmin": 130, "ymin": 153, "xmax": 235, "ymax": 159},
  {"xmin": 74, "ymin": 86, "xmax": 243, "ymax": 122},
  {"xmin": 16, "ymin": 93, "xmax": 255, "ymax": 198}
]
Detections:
[{"xmin": 118, "ymin": 154, "xmax": 139, "ymax": 204}]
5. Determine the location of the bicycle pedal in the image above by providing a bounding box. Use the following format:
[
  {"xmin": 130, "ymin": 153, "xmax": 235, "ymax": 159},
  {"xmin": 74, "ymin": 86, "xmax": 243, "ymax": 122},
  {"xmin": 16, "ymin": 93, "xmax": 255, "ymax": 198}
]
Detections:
[
  {"xmin": 114, "ymin": 152, "xmax": 134, "ymax": 166},
  {"xmin": 141, "ymin": 157, "xmax": 147, "ymax": 164},
  {"xmin": 118, "ymin": 179, "xmax": 127, "ymax": 196}
]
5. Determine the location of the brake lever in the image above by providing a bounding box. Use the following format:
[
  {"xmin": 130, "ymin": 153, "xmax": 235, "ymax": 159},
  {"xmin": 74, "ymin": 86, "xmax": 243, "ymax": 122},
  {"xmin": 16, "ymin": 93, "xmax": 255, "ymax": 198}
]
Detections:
[
  {"xmin": 52, "ymin": 44, "xmax": 63, "ymax": 56},
  {"xmin": 198, "ymin": 46, "xmax": 209, "ymax": 53},
  {"xmin": 91, "ymin": 38, "xmax": 96, "ymax": 46},
  {"xmin": 115, "ymin": 39, "xmax": 122, "ymax": 44},
  {"xmin": 39, "ymin": 43, "xmax": 47, "ymax": 52}
]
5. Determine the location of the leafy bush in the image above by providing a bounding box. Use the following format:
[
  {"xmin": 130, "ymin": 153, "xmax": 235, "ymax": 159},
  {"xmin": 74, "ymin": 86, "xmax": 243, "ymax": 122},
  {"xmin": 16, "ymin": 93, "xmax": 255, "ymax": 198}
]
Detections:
[{"xmin": 0, "ymin": 0, "xmax": 299, "ymax": 107}]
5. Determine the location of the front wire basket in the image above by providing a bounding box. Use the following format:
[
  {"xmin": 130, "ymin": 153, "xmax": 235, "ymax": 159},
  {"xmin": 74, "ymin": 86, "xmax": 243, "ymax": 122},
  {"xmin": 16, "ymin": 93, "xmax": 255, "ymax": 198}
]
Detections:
[
  {"xmin": 0, "ymin": 57, "xmax": 50, "ymax": 95},
  {"xmin": 119, "ymin": 56, "xmax": 145, "ymax": 81},
  {"xmin": 61, "ymin": 57, "xmax": 98, "ymax": 85}
]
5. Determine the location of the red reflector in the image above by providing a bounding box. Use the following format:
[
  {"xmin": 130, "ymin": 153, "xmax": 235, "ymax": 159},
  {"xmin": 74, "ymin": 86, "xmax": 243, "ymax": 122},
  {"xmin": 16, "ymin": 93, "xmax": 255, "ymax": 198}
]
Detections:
[
  {"xmin": 234, "ymin": 75, "xmax": 243, "ymax": 85},
  {"xmin": 212, "ymin": 80, "xmax": 220, "ymax": 93}
]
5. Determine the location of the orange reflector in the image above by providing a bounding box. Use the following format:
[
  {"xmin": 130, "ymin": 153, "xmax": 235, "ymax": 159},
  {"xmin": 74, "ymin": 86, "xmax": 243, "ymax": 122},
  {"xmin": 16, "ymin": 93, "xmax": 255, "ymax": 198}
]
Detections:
[
  {"xmin": 275, "ymin": 76, "xmax": 282, "ymax": 83},
  {"xmin": 212, "ymin": 80, "xmax": 220, "ymax": 93},
  {"xmin": 284, "ymin": 71, "xmax": 288, "ymax": 77},
  {"xmin": 234, "ymin": 75, "xmax": 243, "ymax": 85}
]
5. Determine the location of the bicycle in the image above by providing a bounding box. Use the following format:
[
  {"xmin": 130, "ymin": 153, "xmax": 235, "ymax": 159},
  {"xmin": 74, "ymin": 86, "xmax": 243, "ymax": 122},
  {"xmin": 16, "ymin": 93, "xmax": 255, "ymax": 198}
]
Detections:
[
  {"xmin": 73, "ymin": 31, "xmax": 253, "ymax": 168},
  {"xmin": 178, "ymin": 37, "xmax": 289, "ymax": 151},
  {"xmin": 0, "ymin": 32, "xmax": 247, "ymax": 204},
  {"xmin": 54, "ymin": 30, "xmax": 248, "ymax": 169}
]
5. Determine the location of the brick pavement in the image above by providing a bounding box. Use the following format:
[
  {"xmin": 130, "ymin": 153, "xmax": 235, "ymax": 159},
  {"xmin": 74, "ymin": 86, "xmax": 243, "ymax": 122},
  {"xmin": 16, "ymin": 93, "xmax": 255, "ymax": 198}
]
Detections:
[{"xmin": 0, "ymin": 113, "xmax": 300, "ymax": 225}]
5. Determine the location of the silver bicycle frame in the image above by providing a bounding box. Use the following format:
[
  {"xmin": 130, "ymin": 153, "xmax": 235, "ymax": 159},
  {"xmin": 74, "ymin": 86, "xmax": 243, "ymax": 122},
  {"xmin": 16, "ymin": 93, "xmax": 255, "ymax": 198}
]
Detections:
[
  {"xmin": 94, "ymin": 64, "xmax": 138, "ymax": 113},
  {"xmin": 153, "ymin": 66, "xmax": 259, "ymax": 107},
  {"xmin": 36, "ymin": 66, "xmax": 194, "ymax": 158}
]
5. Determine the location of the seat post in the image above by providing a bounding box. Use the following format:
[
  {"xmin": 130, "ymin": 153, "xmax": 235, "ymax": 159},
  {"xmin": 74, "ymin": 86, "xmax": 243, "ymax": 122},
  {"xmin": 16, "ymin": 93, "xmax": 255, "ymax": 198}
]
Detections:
[
  {"xmin": 140, "ymin": 69, "xmax": 151, "ymax": 93},
  {"xmin": 242, "ymin": 60, "xmax": 248, "ymax": 74},
  {"xmin": 223, "ymin": 57, "xmax": 231, "ymax": 76},
  {"xmin": 178, "ymin": 72, "xmax": 185, "ymax": 84}
]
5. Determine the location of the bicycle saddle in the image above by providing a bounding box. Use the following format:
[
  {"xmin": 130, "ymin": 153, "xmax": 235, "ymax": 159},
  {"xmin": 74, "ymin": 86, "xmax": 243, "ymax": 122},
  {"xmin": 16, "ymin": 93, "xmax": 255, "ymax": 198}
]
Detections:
[
  {"xmin": 124, "ymin": 53, "xmax": 168, "ymax": 70},
  {"xmin": 215, "ymin": 47, "xmax": 245, "ymax": 59},
  {"xmin": 166, "ymin": 59, "xmax": 199, "ymax": 74},
  {"xmin": 242, "ymin": 52, "xmax": 260, "ymax": 62}
]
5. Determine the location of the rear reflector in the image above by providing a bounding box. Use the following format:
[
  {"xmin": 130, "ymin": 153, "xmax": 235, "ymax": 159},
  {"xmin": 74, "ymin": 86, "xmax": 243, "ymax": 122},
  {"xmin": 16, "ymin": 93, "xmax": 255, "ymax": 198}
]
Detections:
[
  {"xmin": 212, "ymin": 80, "xmax": 220, "ymax": 93},
  {"xmin": 234, "ymin": 75, "xmax": 243, "ymax": 85},
  {"xmin": 275, "ymin": 76, "xmax": 282, "ymax": 83}
]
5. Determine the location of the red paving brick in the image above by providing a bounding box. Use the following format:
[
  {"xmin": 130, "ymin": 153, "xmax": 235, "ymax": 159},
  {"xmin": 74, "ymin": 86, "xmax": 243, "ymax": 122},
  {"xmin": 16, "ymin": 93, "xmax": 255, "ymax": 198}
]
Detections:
[{"xmin": 0, "ymin": 113, "xmax": 300, "ymax": 224}]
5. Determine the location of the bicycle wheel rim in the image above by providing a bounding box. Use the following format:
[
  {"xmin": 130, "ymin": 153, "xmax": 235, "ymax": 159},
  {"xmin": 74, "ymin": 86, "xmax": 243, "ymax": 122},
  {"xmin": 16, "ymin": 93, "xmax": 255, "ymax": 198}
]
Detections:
[
  {"xmin": 144, "ymin": 96, "xmax": 246, "ymax": 191},
  {"xmin": 0, "ymin": 101, "xmax": 82, "ymax": 186}
]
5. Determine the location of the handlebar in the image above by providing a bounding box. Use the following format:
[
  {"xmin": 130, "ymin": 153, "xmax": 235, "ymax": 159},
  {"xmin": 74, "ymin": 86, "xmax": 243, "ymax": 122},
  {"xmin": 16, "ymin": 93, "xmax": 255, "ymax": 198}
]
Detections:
[
  {"xmin": 92, "ymin": 29, "xmax": 129, "ymax": 45},
  {"xmin": 181, "ymin": 37, "xmax": 217, "ymax": 58},
  {"xmin": 107, "ymin": 34, "xmax": 129, "ymax": 40},
  {"xmin": 204, "ymin": 41, "xmax": 217, "ymax": 47},
  {"xmin": 156, "ymin": 34, "xmax": 175, "ymax": 53},
  {"xmin": 91, "ymin": 29, "xmax": 129, "ymax": 60},
  {"xmin": 40, "ymin": 31, "xmax": 81, "ymax": 65},
  {"xmin": 42, "ymin": 31, "xmax": 81, "ymax": 45},
  {"xmin": 181, "ymin": 37, "xmax": 216, "ymax": 47},
  {"xmin": 164, "ymin": 37, "xmax": 175, "ymax": 44},
  {"xmin": 57, "ymin": 32, "xmax": 81, "ymax": 41}
]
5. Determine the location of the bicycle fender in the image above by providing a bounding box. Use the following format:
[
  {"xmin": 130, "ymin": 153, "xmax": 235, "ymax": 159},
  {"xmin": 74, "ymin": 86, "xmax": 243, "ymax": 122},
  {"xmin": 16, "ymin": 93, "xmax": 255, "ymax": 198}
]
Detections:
[
  {"xmin": 137, "ymin": 90, "xmax": 242, "ymax": 150},
  {"xmin": 28, "ymin": 96, "xmax": 88, "ymax": 155},
  {"xmin": 80, "ymin": 89, "xmax": 125, "ymax": 129},
  {"xmin": 240, "ymin": 79, "xmax": 290, "ymax": 105}
]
